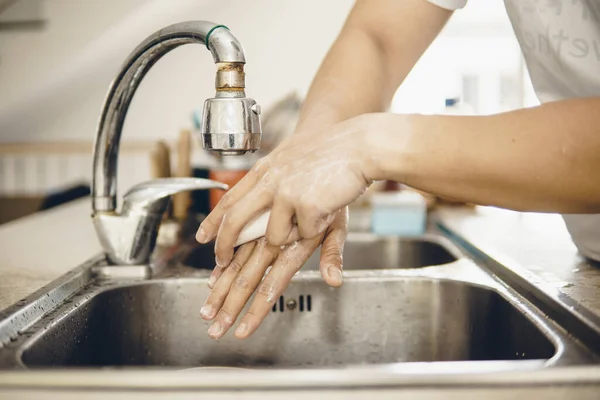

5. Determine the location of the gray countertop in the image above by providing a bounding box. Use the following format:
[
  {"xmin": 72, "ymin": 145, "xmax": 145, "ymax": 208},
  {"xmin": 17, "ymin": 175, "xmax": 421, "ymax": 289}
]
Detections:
[
  {"xmin": 0, "ymin": 199, "xmax": 101, "ymax": 311},
  {"xmin": 436, "ymin": 207, "xmax": 600, "ymax": 320}
]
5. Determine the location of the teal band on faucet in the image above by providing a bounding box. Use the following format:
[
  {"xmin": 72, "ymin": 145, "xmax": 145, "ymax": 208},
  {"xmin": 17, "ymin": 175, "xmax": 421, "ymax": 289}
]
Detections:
[{"xmin": 205, "ymin": 25, "xmax": 230, "ymax": 50}]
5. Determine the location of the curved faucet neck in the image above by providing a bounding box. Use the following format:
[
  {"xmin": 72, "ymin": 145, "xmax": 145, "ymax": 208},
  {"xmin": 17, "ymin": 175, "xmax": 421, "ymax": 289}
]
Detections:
[{"xmin": 92, "ymin": 21, "xmax": 247, "ymax": 213}]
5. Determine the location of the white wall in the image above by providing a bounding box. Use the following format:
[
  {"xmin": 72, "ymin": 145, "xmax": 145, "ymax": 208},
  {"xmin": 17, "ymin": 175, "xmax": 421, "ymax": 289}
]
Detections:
[
  {"xmin": 0, "ymin": 0, "xmax": 535, "ymax": 146},
  {"xmin": 0, "ymin": 0, "xmax": 537, "ymax": 196},
  {"xmin": 0, "ymin": 0, "xmax": 354, "ymax": 143},
  {"xmin": 0, "ymin": 0, "xmax": 147, "ymax": 100}
]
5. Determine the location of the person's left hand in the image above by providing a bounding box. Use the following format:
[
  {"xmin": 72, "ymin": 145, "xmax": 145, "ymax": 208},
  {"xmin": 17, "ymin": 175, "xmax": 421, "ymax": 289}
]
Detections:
[
  {"xmin": 197, "ymin": 116, "xmax": 375, "ymax": 270},
  {"xmin": 200, "ymin": 208, "xmax": 348, "ymax": 339}
]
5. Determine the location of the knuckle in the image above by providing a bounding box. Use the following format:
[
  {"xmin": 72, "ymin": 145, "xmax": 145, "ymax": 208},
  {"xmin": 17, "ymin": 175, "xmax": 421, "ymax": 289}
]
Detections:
[
  {"xmin": 219, "ymin": 192, "xmax": 233, "ymax": 209},
  {"xmin": 321, "ymin": 237, "xmax": 344, "ymax": 261},
  {"xmin": 217, "ymin": 309, "xmax": 234, "ymax": 326},
  {"xmin": 220, "ymin": 212, "xmax": 235, "ymax": 229},
  {"xmin": 323, "ymin": 253, "xmax": 343, "ymax": 268},
  {"xmin": 205, "ymin": 294, "xmax": 224, "ymax": 310},
  {"xmin": 298, "ymin": 221, "xmax": 318, "ymax": 238},
  {"xmin": 299, "ymin": 196, "xmax": 320, "ymax": 213},
  {"xmin": 233, "ymin": 274, "xmax": 252, "ymax": 292},
  {"xmin": 244, "ymin": 309, "xmax": 259, "ymax": 319},
  {"xmin": 277, "ymin": 192, "xmax": 293, "ymax": 206},
  {"xmin": 228, "ymin": 259, "xmax": 243, "ymax": 274},
  {"xmin": 257, "ymin": 279, "xmax": 276, "ymax": 301},
  {"xmin": 201, "ymin": 215, "xmax": 218, "ymax": 230},
  {"xmin": 253, "ymin": 156, "xmax": 270, "ymax": 173}
]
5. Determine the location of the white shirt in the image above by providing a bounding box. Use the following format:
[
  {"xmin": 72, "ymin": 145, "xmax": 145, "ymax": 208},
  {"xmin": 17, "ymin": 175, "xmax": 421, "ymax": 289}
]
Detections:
[{"xmin": 428, "ymin": 0, "xmax": 600, "ymax": 261}]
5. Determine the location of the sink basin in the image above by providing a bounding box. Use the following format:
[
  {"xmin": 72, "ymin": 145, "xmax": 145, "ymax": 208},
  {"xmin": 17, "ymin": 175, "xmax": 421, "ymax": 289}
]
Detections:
[
  {"xmin": 20, "ymin": 276, "xmax": 555, "ymax": 368},
  {"xmin": 303, "ymin": 233, "xmax": 458, "ymax": 270},
  {"xmin": 181, "ymin": 233, "xmax": 458, "ymax": 270}
]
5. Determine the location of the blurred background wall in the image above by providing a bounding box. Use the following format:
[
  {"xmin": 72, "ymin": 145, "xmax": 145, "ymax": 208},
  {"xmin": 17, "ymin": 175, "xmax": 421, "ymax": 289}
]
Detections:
[{"xmin": 0, "ymin": 0, "xmax": 539, "ymax": 215}]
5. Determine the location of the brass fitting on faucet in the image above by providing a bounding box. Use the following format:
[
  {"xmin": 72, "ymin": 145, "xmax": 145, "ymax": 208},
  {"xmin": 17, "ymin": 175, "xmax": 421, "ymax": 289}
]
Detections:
[
  {"xmin": 215, "ymin": 62, "xmax": 245, "ymax": 92},
  {"xmin": 202, "ymin": 60, "xmax": 261, "ymax": 155}
]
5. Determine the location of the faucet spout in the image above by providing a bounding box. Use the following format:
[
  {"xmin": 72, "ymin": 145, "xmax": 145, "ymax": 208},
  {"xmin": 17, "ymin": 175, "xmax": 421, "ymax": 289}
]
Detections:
[
  {"xmin": 92, "ymin": 21, "xmax": 261, "ymax": 213},
  {"xmin": 91, "ymin": 21, "xmax": 261, "ymax": 265}
]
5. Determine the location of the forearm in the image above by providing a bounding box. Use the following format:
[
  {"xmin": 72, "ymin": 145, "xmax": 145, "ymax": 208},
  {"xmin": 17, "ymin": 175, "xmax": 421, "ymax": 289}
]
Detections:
[
  {"xmin": 367, "ymin": 98, "xmax": 600, "ymax": 213},
  {"xmin": 296, "ymin": 0, "xmax": 452, "ymax": 130}
]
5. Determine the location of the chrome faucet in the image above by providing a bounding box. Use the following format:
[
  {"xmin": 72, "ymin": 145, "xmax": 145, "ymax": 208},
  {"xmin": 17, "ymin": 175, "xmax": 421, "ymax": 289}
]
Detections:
[{"xmin": 92, "ymin": 21, "xmax": 262, "ymax": 265}]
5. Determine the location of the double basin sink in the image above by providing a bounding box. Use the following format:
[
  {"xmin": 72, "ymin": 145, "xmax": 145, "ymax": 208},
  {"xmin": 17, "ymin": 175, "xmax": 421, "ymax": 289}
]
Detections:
[{"xmin": 0, "ymin": 227, "xmax": 597, "ymax": 373}]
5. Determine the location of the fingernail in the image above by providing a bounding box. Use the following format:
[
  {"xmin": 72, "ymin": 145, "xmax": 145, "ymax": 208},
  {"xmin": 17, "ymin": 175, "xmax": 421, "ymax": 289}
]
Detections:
[
  {"xmin": 327, "ymin": 265, "xmax": 343, "ymax": 285},
  {"xmin": 208, "ymin": 275, "xmax": 217, "ymax": 289},
  {"xmin": 208, "ymin": 321, "xmax": 223, "ymax": 338},
  {"xmin": 215, "ymin": 256, "xmax": 229, "ymax": 269},
  {"xmin": 235, "ymin": 322, "xmax": 247, "ymax": 337},
  {"xmin": 196, "ymin": 227, "xmax": 208, "ymax": 244},
  {"xmin": 200, "ymin": 304, "xmax": 214, "ymax": 319}
]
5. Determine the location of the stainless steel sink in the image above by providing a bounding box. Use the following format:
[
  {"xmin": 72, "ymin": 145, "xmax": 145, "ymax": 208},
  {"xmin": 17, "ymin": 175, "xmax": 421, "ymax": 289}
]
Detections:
[
  {"xmin": 19, "ymin": 276, "xmax": 556, "ymax": 368},
  {"xmin": 180, "ymin": 233, "xmax": 458, "ymax": 271},
  {"xmin": 0, "ymin": 230, "xmax": 597, "ymax": 373},
  {"xmin": 303, "ymin": 233, "xmax": 458, "ymax": 270}
]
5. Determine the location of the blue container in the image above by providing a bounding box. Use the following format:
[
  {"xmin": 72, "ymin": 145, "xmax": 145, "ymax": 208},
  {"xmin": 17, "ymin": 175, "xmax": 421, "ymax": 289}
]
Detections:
[{"xmin": 370, "ymin": 191, "xmax": 427, "ymax": 236}]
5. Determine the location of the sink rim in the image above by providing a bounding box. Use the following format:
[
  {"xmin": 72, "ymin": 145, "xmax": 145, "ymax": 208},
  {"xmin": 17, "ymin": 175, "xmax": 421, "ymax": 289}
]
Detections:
[
  {"xmin": 7, "ymin": 268, "xmax": 574, "ymax": 370},
  {"xmin": 180, "ymin": 232, "xmax": 465, "ymax": 271},
  {"xmin": 1, "ymin": 230, "xmax": 597, "ymax": 371}
]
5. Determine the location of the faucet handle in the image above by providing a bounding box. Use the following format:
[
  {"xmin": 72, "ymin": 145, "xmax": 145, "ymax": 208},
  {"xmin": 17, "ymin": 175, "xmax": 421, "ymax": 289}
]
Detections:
[
  {"xmin": 94, "ymin": 177, "xmax": 228, "ymax": 265},
  {"xmin": 122, "ymin": 177, "xmax": 228, "ymax": 214}
]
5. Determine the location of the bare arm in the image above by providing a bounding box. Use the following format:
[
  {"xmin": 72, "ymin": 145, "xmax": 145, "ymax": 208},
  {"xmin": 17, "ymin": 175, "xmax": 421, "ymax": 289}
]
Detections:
[
  {"xmin": 365, "ymin": 98, "xmax": 600, "ymax": 213},
  {"xmin": 295, "ymin": 0, "xmax": 452, "ymax": 131}
]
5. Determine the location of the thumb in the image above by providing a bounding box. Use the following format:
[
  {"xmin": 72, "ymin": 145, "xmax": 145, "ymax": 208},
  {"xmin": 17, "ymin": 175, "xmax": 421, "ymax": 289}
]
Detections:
[{"xmin": 319, "ymin": 224, "xmax": 347, "ymax": 287}]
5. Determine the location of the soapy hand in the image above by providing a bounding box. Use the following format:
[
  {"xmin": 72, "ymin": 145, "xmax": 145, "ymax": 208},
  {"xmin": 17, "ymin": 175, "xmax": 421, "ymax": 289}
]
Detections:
[
  {"xmin": 196, "ymin": 116, "xmax": 374, "ymax": 269},
  {"xmin": 200, "ymin": 208, "xmax": 348, "ymax": 339}
]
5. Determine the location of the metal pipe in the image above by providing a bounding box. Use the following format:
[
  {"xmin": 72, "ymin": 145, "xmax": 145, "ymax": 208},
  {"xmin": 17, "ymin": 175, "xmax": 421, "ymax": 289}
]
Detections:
[{"xmin": 92, "ymin": 21, "xmax": 260, "ymax": 213}]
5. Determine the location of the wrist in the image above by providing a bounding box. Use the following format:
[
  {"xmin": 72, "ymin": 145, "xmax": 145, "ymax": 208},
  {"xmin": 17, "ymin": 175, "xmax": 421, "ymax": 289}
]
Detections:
[
  {"xmin": 296, "ymin": 107, "xmax": 344, "ymax": 133},
  {"xmin": 356, "ymin": 113, "xmax": 415, "ymax": 182}
]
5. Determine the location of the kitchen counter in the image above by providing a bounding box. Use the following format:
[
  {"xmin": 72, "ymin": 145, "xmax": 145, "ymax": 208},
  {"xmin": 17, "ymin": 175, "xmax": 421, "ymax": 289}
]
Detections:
[
  {"xmin": 2, "ymin": 201, "xmax": 598, "ymax": 322},
  {"xmin": 437, "ymin": 206, "xmax": 600, "ymax": 326},
  {"xmin": 0, "ymin": 199, "xmax": 100, "ymax": 310}
]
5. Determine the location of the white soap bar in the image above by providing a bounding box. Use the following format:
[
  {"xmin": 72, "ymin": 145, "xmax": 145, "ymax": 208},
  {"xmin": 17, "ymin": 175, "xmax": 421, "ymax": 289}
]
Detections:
[{"xmin": 234, "ymin": 210, "xmax": 271, "ymax": 247}]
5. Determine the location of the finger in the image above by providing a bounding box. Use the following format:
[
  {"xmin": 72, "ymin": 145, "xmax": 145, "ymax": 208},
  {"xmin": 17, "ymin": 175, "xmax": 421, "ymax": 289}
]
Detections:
[
  {"xmin": 201, "ymin": 241, "xmax": 256, "ymax": 319},
  {"xmin": 319, "ymin": 210, "xmax": 348, "ymax": 287},
  {"xmin": 207, "ymin": 239, "xmax": 279, "ymax": 339},
  {"xmin": 214, "ymin": 186, "xmax": 272, "ymax": 268},
  {"xmin": 284, "ymin": 225, "xmax": 302, "ymax": 244},
  {"xmin": 234, "ymin": 236, "xmax": 321, "ymax": 339},
  {"xmin": 269, "ymin": 220, "xmax": 302, "ymax": 246},
  {"xmin": 265, "ymin": 196, "xmax": 294, "ymax": 246},
  {"xmin": 208, "ymin": 265, "xmax": 224, "ymax": 290},
  {"xmin": 319, "ymin": 228, "xmax": 346, "ymax": 287},
  {"xmin": 296, "ymin": 203, "xmax": 334, "ymax": 240},
  {"xmin": 207, "ymin": 241, "xmax": 256, "ymax": 289},
  {"xmin": 196, "ymin": 158, "xmax": 270, "ymax": 243}
]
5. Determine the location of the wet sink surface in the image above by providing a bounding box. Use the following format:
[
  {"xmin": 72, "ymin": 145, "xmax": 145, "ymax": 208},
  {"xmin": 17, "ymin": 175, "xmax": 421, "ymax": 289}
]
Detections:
[
  {"xmin": 21, "ymin": 277, "xmax": 555, "ymax": 368},
  {"xmin": 182, "ymin": 233, "xmax": 458, "ymax": 271},
  {"xmin": 304, "ymin": 233, "xmax": 458, "ymax": 270}
]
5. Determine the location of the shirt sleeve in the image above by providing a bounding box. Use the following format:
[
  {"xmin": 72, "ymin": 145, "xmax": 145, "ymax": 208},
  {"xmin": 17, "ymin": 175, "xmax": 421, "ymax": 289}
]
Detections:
[{"xmin": 425, "ymin": 0, "xmax": 468, "ymax": 10}]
